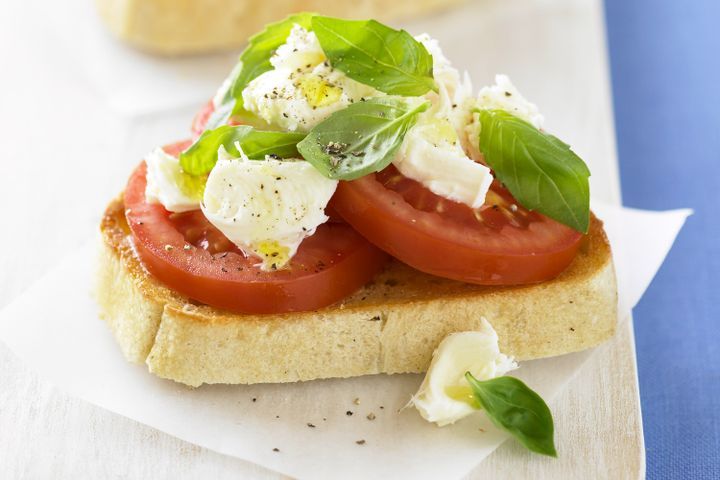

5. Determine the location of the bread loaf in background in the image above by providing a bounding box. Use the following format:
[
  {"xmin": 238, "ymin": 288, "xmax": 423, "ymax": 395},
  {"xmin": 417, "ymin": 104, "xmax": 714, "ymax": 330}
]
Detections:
[{"xmin": 95, "ymin": 0, "xmax": 466, "ymax": 55}]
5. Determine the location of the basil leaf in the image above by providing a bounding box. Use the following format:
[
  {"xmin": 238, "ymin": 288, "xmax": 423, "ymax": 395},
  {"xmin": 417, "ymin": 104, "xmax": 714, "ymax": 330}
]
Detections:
[
  {"xmin": 312, "ymin": 16, "xmax": 436, "ymax": 96},
  {"xmin": 477, "ymin": 109, "xmax": 591, "ymax": 233},
  {"xmin": 208, "ymin": 12, "xmax": 315, "ymax": 129},
  {"xmin": 297, "ymin": 97, "xmax": 429, "ymax": 180},
  {"xmin": 179, "ymin": 125, "xmax": 305, "ymax": 175},
  {"xmin": 465, "ymin": 373, "xmax": 557, "ymax": 457}
]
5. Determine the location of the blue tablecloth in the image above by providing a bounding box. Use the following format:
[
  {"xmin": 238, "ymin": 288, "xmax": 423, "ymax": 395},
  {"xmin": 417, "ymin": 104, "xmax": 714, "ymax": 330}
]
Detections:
[{"xmin": 604, "ymin": 1, "xmax": 720, "ymax": 478}]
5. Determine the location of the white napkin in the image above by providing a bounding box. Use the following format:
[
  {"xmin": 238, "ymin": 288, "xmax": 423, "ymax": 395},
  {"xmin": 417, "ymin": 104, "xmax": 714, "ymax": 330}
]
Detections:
[{"xmin": 0, "ymin": 203, "xmax": 690, "ymax": 480}]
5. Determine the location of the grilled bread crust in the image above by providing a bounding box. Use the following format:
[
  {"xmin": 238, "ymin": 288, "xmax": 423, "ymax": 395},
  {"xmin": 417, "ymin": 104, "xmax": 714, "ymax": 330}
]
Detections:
[{"xmin": 97, "ymin": 196, "xmax": 617, "ymax": 387}]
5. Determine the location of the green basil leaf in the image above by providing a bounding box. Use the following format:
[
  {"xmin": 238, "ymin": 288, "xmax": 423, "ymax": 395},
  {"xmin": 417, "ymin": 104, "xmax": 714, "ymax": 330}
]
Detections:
[
  {"xmin": 208, "ymin": 12, "xmax": 315, "ymax": 129},
  {"xmin": 297, "ymin": 97, "xmax": 429, "ymax": 180},
  {"xmin": 477, "ymin": 109, "xmax": 591, "ymax": 233},
  {"xmin": 179, "ymin": 125, "xmax": 305, "ymax": 175},
  {"xmin": 312, "ymin": 16, "xmax": 437, "ymax": 96},
  {"xmin": 465, "ymin": 373, "xmax": 557, "ymax": 457}
]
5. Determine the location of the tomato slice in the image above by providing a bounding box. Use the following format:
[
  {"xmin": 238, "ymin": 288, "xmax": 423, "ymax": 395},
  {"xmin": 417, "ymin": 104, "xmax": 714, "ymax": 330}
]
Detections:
[
  {"xmin": 191, "ymin": 100, "xmax": 215, "ymax": 139},
  {"xmin": 331, "ymin": 165, "xmax": 583, "ymax": 285},
  {"xmin": 191, "ymin": 100, "xmax": 245, "ymax": 139},
  {"xmin": 124, "ymin": 141, "xmax": 388, "ymax": 314}
]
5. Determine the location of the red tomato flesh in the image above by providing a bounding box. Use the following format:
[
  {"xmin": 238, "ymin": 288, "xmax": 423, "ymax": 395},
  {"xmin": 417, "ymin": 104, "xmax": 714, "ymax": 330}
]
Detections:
[
  {"xmin": 191, "ymin": 100, "xmax": 215, "ymax": 139},
  {"xmin": 124, "ymin": 141, "xmax": 388, "ymax": 314},
  {"xmin": 332, "ymin": 165, "xmax": 583, "ymax": 285},
  {"xmin": 191, "ymin": 100, "xmax": 244, "ymax": 139}
]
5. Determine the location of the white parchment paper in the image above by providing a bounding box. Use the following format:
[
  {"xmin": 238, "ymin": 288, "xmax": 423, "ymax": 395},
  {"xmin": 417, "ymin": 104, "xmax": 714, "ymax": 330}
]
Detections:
[{"xmin": 0, "ymin": 203, "xmax": 689, "ymax": 480}]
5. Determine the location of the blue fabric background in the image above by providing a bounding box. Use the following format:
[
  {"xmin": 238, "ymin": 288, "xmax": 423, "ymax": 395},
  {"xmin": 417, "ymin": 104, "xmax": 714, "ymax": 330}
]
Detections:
[{"xmin": 604, "ymin": 1, "xmax": 719, "ymax": 478}]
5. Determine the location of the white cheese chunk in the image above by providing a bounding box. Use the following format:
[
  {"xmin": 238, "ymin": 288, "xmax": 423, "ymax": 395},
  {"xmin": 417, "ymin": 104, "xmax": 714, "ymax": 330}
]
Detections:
[
  {"xmin": 415, "ymin": 33, "xmax": 476, "ymax": 153},
  {"xmin": 270, "ymin": 24, "xmax": 326, "ymax": 71},
  {"xmin": 144, "ymin": 147, "xmax": 200, "ymax": 213},
  {"xmin": 465, "ymin": 74, "xmax": 545, "ymax": 162},
  {"xmin": 201, "ymin": 147, "xmax": 338, "ymax": 271},
  {"xmin": 415, "ymin": 33, "xmax": 469, "ymax": 99},
  {"xmin": 411, "ymin": 319, "xmax": 518, "ymax": 426},
  {"xmin": 393, "ymin": 114, "xmax": 493, "ymax": 209},
  {"xmin": 242, "ymin": 25, "xmax": 377, "ymax": 132},
  {"xmin": 390, "ymin": 34, "xmax": 492, "ymax": 209},
  {"xmin": 476, "ymin": 74, "xmax": 545, "ymax": 128}
]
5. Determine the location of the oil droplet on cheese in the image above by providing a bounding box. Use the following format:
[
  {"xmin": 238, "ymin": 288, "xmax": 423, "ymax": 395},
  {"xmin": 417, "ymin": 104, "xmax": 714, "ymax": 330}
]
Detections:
[
  {"xmin": 255, "ymin": 240, "xmax": 291, "ymax": 270},
  {"xmin": 299, "ymin": 76, "xmax": 343, "ymax": 108},
  {"xmin": 175, "ymin": 170, "xmax": 207, "ymax": 201},
  {"xmin": 444, "ymin": 385, "xmax": 477, "ymax": 406},
  {"xmin": 423, "ymin": 117, "xmax": 459, "ymax": 145}
]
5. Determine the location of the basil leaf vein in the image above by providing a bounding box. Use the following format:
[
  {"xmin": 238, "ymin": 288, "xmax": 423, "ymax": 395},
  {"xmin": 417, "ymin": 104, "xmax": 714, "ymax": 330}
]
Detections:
[
  {"xmin": 208, "ymin": 12, "xmax": 315, "ymax": 129},
  {"xmin": 297, "ymin": 97, "xmax": 429, "ymax": 180},
  {"xmin": 312, "ymin": 16, "xmax": 436, "ymax": 96},
  {"xmin": 477, "ymin": 109, "xmax": 590, "ymax": 233},
  {"xmin": 179, "ymin": 125, "xmax": 305, "ymax": 175},
  {"xmin": 465, "ymin": 373, "xmax": 557, "ymax": 457}
]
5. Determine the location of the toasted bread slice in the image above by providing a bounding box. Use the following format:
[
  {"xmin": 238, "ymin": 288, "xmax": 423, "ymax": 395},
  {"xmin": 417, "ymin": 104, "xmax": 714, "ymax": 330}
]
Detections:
[
  {"xmin": 95, "ymin": 0, "xmax": 466, "ymax": 55},
  {"xmin": 97, "ymin": 196, "xmax": 617, "ymax": 387}
]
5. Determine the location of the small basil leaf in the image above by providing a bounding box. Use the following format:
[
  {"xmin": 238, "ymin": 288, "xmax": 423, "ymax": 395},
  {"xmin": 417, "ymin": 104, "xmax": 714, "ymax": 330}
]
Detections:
[
  {"xmin": 477, "ymin": 109, "xmax": 591, "ymax": 233},
  {"xmin": 209, "ymin": 12, "xmax": 315, "ymax": 129},
  {"xmin": 465, "ymin": 373, "xmax": 557, "ymax": 457},
  {"xmin": 179, "ymin": 125, "xmax": 305, "ymax": 175},
  {"xmin": 312, "ymin": 16, "xmax": 436, "ymax": 96},
  {"xmin": 297, "ymin": 97, "xmax": 429, "ymax": 180}
]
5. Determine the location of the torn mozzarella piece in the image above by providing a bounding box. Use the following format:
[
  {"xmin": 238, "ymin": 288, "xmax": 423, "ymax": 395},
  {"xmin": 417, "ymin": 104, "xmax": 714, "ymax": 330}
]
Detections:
[
  {"xmin": 411, "ymin": 319, "xmax": 518, "ymax": 426},
  {"xmin": 476, "ymin": 74, "xmax": 544, "ymax": 128},
  {"xmin": 270, "ymin": 24, "xmax": 326, "ymax": 71},
  {"xmin": 201, "ymin": 147, "xmax": 338, "ymax": 271},
  {"xmin": 393, "ymin": 113, "xmax": 494, "ymax": 209},
  {"xmin": 415, "ymin": 33, "xmax": 475, "ymax": 152},
  {"xmin": 415, "ymin": 33, "xmax": 471, "ymax": 101},
  {"xmin": 144, "ymin": 147, "xmax": 200, "ymax": 213},
  {"xmin": 389, "ymin": 34, "xmax": 493, "ymax": 208},
  {"xmin": 466, "ymin": 74, "xmax": 545, "ymax": 161},
  {"xmin": 242, "ymin": 25, "xmax": 377, "ymax": 132}
]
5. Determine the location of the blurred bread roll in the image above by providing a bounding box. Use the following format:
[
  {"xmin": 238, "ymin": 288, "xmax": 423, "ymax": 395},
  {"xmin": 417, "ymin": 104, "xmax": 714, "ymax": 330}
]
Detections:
[{"xmin": 95, "ymin": 0, "xmax": 466, "ymax": 55}]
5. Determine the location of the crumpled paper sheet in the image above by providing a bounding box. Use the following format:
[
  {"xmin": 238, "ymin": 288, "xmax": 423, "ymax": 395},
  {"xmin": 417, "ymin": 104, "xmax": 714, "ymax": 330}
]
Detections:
[{"xmin": 0, "ymin": 202, "xmax": 690, "ymax": 480}]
